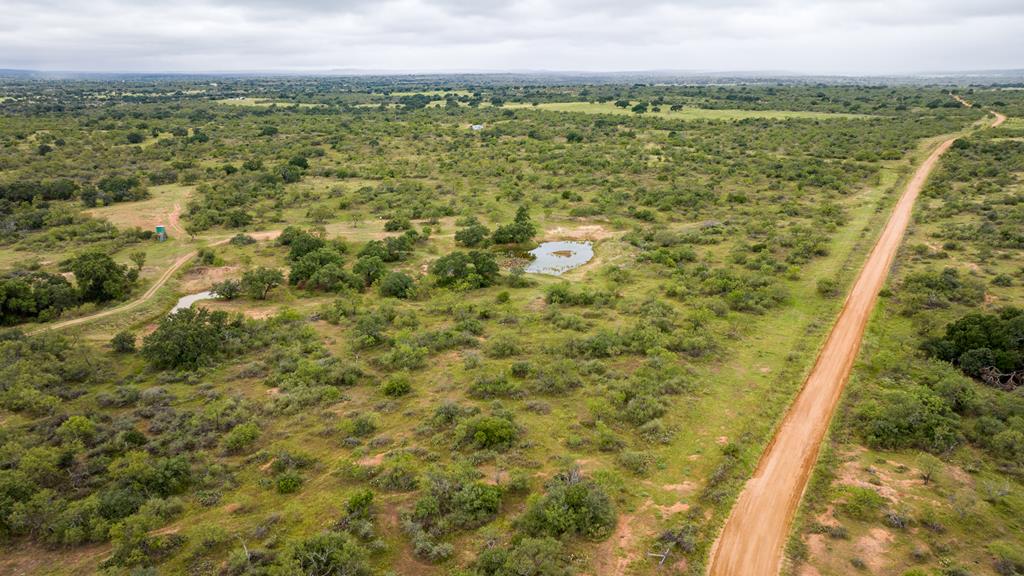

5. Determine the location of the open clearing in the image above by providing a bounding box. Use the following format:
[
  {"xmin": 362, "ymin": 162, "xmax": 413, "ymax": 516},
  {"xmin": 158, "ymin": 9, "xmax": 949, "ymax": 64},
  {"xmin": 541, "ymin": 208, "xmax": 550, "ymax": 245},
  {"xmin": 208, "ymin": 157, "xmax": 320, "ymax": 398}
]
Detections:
[
  {"xmin": 84, "ymin": 183, "xmax": 192, "ymax": 234},
  {"xmin": 502, "ymin": 101, "xmax": 869, "ymax": 120}
]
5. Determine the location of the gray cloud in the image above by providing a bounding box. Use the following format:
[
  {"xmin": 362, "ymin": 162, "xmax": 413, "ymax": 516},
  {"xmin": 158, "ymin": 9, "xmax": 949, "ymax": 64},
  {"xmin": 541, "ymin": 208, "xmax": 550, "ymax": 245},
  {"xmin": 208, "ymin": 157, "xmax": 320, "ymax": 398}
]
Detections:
[{"xmin": 1, "ymin": 0, "xmax": 1022, "ymax": 73}]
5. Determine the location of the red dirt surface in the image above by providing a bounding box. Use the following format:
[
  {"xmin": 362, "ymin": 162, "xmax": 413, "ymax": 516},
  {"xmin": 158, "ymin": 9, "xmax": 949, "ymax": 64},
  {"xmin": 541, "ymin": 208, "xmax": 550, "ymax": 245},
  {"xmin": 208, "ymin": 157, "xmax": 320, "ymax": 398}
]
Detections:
[{"xmin": 707, "ymin": 110, "xmax": 1004, "ymax": 576}]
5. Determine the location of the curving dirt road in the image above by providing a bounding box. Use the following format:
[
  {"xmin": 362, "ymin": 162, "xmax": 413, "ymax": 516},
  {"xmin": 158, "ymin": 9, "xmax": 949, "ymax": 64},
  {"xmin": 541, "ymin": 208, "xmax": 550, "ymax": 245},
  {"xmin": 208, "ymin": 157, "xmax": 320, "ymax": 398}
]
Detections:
[
  {"xmin": 707, "ymin": 111, "xmax": 1005, "ymax": 576},
  {"xmin": 26, "ymin": 230, "xmax": 281, "ymax": 335}
]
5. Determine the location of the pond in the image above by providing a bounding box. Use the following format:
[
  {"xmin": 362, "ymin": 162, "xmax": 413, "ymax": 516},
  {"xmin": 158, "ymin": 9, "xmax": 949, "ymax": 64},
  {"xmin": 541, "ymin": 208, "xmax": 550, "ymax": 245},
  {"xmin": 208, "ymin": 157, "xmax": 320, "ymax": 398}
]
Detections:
[
  {"xmin": 171, "ymin": 290, "xmax": 216, "ymax": 314},
  {"xmin": 524, "ymin": 241, "xmax": 594, "ymax": 275}
]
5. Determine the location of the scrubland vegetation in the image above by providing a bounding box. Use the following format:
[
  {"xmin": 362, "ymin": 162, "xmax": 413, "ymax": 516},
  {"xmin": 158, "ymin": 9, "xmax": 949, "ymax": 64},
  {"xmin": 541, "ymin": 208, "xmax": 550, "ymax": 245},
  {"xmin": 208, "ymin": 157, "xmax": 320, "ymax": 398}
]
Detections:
[
  {"xmin": 0, "ymin": 77, "xmax": 1020, "ymax": 575},
  {"xmin": 792, "ymin": 97, "xmax": 1024, "ymax": 576}
]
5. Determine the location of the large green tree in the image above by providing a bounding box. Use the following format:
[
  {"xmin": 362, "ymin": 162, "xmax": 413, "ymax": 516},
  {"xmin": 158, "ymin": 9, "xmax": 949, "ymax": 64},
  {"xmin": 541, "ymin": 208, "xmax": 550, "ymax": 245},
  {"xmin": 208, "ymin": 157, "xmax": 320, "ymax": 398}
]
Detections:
[{"xmin": 69, "ymin": 252, "xmax": 136, "ymax": 302}]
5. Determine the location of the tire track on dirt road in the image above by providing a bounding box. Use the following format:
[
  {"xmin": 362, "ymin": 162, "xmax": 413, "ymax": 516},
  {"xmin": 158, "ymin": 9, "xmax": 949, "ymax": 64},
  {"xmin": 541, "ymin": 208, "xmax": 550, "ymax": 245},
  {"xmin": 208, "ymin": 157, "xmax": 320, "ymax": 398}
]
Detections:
[{"xmin": 707, "ymin": 110, "xmax": 1005, "ymax": 576}]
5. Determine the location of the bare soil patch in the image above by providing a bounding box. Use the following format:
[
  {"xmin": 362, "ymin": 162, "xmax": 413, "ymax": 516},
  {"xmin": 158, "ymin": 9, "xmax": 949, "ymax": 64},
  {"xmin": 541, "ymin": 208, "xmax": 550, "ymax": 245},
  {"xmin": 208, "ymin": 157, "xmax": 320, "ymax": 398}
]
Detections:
[
  {"xmin": 543, "ymin": 224, "xmax": 616, "ymax": 241},
  {"xmin": 181, "ymin": 265, "xmax": 239, "ymax": 292}
]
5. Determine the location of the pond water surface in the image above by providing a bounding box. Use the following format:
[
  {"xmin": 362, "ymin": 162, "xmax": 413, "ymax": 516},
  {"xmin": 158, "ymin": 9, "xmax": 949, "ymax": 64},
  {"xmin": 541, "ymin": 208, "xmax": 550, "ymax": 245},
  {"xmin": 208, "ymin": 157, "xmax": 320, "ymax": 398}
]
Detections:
[
  {"xmin": 524, "ymin": 241, "xmax": 594, "ymax": 275},
  {"xmin": 171, "ymin": 290, "xmax": 216, "ymax": 314}
]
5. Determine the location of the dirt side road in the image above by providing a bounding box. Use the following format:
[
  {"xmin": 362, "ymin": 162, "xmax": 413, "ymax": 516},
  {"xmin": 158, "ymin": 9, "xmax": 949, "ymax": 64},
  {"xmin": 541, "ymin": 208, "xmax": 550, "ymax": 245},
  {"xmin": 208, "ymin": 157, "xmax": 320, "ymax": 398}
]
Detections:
[
  {"xmin": 707, "ymin": 112, "xmax": 1003, "ymax": 576},
  {"xmin": 26, "ymin": 230, "xmax": 280, "ymax": 335}
]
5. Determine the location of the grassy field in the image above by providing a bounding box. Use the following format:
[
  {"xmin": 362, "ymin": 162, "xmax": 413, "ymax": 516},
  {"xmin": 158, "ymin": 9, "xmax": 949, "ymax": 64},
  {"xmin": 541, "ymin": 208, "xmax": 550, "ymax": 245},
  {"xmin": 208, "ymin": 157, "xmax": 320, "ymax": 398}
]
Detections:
[
  {"xmin": 84, "ymin": 183, "xmax": 192, "ymax": 233},
  {"xmin": 502, "ymin": 101, "xmax": 870, "ymax": 120},
  {"xmin": 214, "ymin": 97, "xmax": 320, "ymax": 108}
]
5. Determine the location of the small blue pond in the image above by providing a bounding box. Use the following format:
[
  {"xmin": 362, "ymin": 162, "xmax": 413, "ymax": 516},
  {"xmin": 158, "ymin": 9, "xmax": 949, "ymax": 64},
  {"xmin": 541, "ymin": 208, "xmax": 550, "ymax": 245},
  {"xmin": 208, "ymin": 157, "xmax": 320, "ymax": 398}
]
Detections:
[
  {"xmin": 171, "ymin": 290, "xmax": 216, "ymax": 314},
  {"xmin": 524, "ymin": 241, "xmax": 594, "ymax": 275}
]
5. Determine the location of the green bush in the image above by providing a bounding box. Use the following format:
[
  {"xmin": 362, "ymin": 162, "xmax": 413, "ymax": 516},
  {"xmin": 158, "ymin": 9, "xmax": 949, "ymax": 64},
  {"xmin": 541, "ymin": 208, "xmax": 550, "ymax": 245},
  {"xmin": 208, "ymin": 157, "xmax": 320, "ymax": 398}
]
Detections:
[
  {"xmin": 276, "ymin": 472, "xmax": 303, "ymax": 494},
  {"xmin": 210, "ymin": 279, "xmax": 241, "ymax": 300},
  {"xmin": 111, "ymin": 330, "xmax": 136, "ymax": 353},
  {"xmin": 486, "ymin": 334, "xmax": 521, "ymax": 358},
  {"xmin": 816, "ymin": 277, "xmax": 840, "ymax": 297},
  {"xmin": 379, "ymin": 272, "xmax": 416, "ymax": 299},
  {"xmin": 381, "ymin": 373, "xmax": 412, "ymax": 397},
  {"xmin": 853, "ymin": 387, "xmax": 961, "ymax": 453},
  {"xmin": 837, "ymin": 486, "xmax": 886, "ymax": 520},
  {"xmin": 430, "ymin": 250, "xmax": 500, "ymax": 289},
  {"xmin": 288, "ymin": 531, "xmax": 370, "ymax": 576},
  {"xmin": 518, "ymin": 469, "xmax": 615, "ymax": 539},
  {"xmin": 616, "ymin": 451, "xmax": 654, "ymax": 476},
  {"xmin": 474, "ymin": 537, "xmax": 571, "ymax": 576},
  {"xmin": 370, "ymin": 453, "xmax": 419, "ymax": 492},
  {"xmin": 223, "ymin": 422, "xmax": 260, "ymax": 454},
  {"xmin": 456, "ymin": 416, "xmax": 517, "ymax": 449},
  {"xmin": 407, "ymin": 466, "xmax": 502, "ymax": 543}
]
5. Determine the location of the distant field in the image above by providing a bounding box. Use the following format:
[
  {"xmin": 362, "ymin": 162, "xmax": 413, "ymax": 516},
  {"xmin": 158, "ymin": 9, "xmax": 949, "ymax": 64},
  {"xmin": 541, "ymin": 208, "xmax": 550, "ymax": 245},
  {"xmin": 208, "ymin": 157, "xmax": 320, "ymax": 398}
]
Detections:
[
  {"xmin": 386, "ymin": 89, "xmax": 473, "ymax": 97},
  {"xmin": 503, "ymin": 101, "xmax": 870, "ymax": 120},
  {"xmin": 215, "ymin": 97, "xmax": 318, "ymax": 108}
]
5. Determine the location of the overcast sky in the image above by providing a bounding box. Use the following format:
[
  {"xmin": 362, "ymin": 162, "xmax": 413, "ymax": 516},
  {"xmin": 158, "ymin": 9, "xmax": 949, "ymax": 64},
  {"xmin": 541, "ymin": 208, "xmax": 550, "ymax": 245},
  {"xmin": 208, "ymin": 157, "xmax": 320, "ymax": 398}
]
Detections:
[{"xmin": 2, "ymin": 0, "xmax": 1022, "ymax": 74}]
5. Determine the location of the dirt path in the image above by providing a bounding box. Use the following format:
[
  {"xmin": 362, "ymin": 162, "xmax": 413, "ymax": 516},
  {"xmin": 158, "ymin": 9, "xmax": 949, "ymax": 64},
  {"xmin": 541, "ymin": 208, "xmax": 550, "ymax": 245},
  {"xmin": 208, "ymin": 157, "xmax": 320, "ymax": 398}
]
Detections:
[
  {"xmin": 26, "ymin": 230, "xmax": 281, "ymax": 335},
  {"xmin": 707, "ymin": 111, "xmax": 1004, "ymax": 576},
  {"xmin": 167, "ymin": 202, "xmax": 186, "ymax": 237}
]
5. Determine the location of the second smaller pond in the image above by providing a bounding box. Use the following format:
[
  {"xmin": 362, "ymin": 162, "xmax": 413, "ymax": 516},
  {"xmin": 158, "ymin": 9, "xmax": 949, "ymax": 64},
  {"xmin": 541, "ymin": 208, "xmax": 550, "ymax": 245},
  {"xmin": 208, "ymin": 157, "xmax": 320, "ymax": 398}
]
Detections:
[
  {"xmin": 171, "ymin": 290, "xmax": 216, "ymax": 314},
  {"xmin": 524, "ymin": 241, "xmax": 594, "ymax": 275}
]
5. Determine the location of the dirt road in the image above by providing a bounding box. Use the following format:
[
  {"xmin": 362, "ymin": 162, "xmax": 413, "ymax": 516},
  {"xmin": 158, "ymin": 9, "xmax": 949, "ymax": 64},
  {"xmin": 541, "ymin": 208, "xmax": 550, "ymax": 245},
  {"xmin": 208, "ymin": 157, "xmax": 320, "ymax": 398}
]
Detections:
[
  {"xmin": 707, "ymin": 111, "xmax": 1003, "ymax": 576},
  {"xmin": 26, "ymin": 230, "xmax": 281, "ymax": 335}
]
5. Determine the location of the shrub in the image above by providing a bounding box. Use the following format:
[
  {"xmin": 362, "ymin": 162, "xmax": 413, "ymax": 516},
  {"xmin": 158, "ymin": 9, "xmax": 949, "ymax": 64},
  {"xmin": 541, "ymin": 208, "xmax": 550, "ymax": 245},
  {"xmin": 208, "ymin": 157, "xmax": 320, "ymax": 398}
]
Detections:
[
  {"xmin": 223, "ymin": 422, "xmax": 260, "ymax": 454},
  {"xmin": 57, "ymin": 415, "xmax": 97, "ymax": 444},
  {"xmin": 381, "ymin": 373, "xmax": 412, "ymax": 397},
  {"xmin": 991, "ymin": 540, "xmax": 1024, "ymax": 576},
  {"xmin": 276, "ymin": 472, "xmax": 303, "ymax": 494},
  {"xmin": 378, "ymin": 342, "xmax": 428, "ymax": 371},
  {"xmin": 408, "ymin": 466, "xmax": 502, "ymax": 537},
  {"xmin": 853, "ymin": 387, "xmax": 961, "ymax": 453},
  {"xmin": 838, "ymin": 486, "xmax": 886, "ymax": 520},
  {"xmin": 486, "ymin": 335, "xmax": 521, "ymax": 358},
  {"xmin": 229, "ymin": 233, "xmax": 256, "ymax": 246},
  {"xmin": 816, "ymin": 277, "xmax": 840, "ymax": 297},
  {"xmin": 352, "ymin": 255, "xmax": 387, "ymax": 288},
  {"xmin": 468, "ymin": 373, "xmax": 518, "ymax": 399},
  {"xmin": 111, "ymin": 330, "xmax": 137, "ymax": 353},
  {"xmin": 474, "ymin": 537, "xmax": 571, "ymax": 576},
  {"xmin": 370, "ymin": 453, "xmax": 419, "ymax": 492},
  {"xmin": 518, "ymin": 469, "xmax": 615, "ymax": 540},
  {"xmin": 379, "ymin": 272, "xmax": 416, "ymax": 299},
  {"xmin": 210, "ymin": 279, "xmax": 241, "ymax": 300},
  {"xmin": 491, "ymin": 206, "xmax": 536, "ymax": 245},
  {"xmin": 456, "ymin": 416, "xmax": 517, "ymax": 449},
  {"xmin": 455, "ymin": 218, "xmax": 491, "ymax": 248},
  {"xmin": 431, "ymin": 251, "xmax": 500, "ymax": 289},
  {"xmin": 289, "ymin": 531, "xmax": 370, "ymax": 576},
  {"xmin": 992, "ymin": 274, "xmax": 1014, "ymax": 287},
  {"xmin": 289, "ymin": 247, "xmax": 344, "ymax": 286},
  {"xmin": 384, "ymin": 216, "xmax": 411, "ymax": 231},
  {"xmin": 617, "ymin": 451, "xmax": 654, "ymax": 476}
]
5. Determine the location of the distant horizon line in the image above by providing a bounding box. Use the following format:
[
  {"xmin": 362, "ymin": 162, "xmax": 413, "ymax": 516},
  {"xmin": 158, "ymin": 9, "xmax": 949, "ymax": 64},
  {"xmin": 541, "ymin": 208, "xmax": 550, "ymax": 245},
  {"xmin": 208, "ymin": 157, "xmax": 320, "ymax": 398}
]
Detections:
[{"xmin": 2, "ymin": 66, "xmax": 1024, "ymax": 79}]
